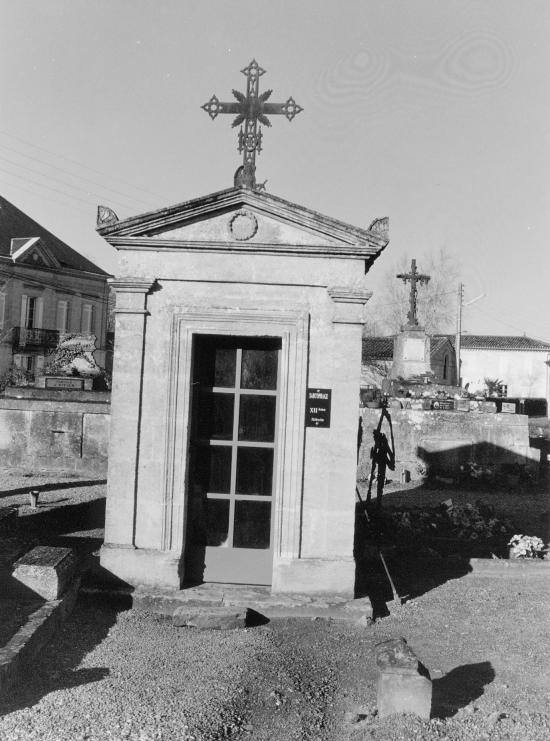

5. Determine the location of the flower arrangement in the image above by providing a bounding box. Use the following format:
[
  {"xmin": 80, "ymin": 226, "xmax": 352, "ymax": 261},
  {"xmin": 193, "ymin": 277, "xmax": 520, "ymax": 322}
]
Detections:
[{"xmin": 508, "ymin": 534, "xmax": 546, "ymax": 559}]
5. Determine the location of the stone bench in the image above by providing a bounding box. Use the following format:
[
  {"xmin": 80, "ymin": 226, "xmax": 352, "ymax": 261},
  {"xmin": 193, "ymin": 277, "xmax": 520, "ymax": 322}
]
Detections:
[{"xmin": 12, "ymin": 546, "xmax": 76, "ymax": 600}]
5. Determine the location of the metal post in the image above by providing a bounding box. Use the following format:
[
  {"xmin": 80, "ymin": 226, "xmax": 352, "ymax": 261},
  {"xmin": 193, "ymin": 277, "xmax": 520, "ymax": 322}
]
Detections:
[{"xmin": 456, "ymin": 283, "xmax": 463, "ymax": 387}]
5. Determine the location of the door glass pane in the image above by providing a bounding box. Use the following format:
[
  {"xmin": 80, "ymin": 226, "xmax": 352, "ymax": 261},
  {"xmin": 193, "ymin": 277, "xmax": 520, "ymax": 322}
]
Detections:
[
  {"xmin": 213, "ymin": 347, "xmax": 236, "ymax": 387},
  {"xmin": 206, "ymin": 499, "xmax": 230, "ymax": 547},
  {"xmin": 241, "ymin": 349, "xmax": 278, "ymax": 390},
  {"xmin": 233, "ymin": 500, "xmax": 271, "ymax": 549},
  {"xmin": 187, "ymin": 485, "xmax": 208, "ymax": 546},
  {"xmin": 238, "ymin": 395, "xmax": 276, "ymax": 442},
  {"xmin": 197, "ymin": 344, "xmax": 236, "ymax": 387},
  {"xmin": 194, "ymin": 446, "xmax": 232, "ymax": 494},
  {"xmin": 198, "ymin": 392, "xmax": 234, "ymax": 440},
  {"xmin": 236, "ymin": 447, "xmax": 273, "ymax": 496}
]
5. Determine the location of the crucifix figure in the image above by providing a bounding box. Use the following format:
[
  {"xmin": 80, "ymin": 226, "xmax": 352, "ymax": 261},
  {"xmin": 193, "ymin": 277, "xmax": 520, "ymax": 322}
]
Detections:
[
  {"xmin": 202, "ymin": 59, "xmax": 303, "ymax": 189},
  {"xmin": 396, "ymin": 259, "xmax": 430, "ymax": 328}
]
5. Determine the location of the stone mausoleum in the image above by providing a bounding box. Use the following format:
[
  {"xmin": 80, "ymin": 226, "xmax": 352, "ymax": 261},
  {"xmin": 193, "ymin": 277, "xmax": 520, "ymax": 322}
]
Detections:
[{"xmin": 97, "ymin": 61, "xmax": 389, "ymax": 595}]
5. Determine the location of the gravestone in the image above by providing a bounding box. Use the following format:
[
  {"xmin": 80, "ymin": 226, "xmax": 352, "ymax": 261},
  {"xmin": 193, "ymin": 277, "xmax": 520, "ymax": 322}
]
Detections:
[
  {"xmin": 35, "ymin": 333, "xmax": 101, "ymax": 389},
  {"xmin": 376, "ymin": 637, "xmax": 432, "ymax": 719},
  {"xmin": 13, "ymin": 546, "xmax": 76, "ymax": 600}
]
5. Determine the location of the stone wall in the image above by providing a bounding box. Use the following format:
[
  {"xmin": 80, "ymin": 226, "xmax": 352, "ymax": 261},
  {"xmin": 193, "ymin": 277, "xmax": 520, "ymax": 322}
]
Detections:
[
  {"xmin": 359, "ymin": 408, "xmax": 537, "ymax": 483},
  {"xmin": 0, "ymin": 397, "xmax": 110, "ymax": 475}
]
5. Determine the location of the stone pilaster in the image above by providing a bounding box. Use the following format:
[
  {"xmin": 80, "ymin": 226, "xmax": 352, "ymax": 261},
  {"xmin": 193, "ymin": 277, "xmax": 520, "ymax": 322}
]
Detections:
[
  {"xmin": 317, "ymin": 287, "xmax": 372, "ymax": 590},
  {"xmin": 102, "ymin": 279, "xmax": 155, "ymax": 549}
]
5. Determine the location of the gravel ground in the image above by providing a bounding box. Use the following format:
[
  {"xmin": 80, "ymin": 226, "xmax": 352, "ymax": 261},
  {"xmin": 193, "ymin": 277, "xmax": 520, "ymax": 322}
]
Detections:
[
  {"xmin": 0, "ymin": 575, "xmax": 549, "ymax": 741},
  {"xmin": 1, "ymin": 469, "xmax": 549, "ymax": 739}
]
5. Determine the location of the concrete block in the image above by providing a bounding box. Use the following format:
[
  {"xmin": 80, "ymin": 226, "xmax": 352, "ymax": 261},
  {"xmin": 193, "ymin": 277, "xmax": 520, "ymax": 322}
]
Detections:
[
  {"xmin": 173, "ymin": 606, "xmax": 247, "ymax": 630},
  {"xmin": 377, "ymin": 672, "xmax": 432, "ymax": 719},
  {"xmin": 342, "ymin": 596, "xmax": 374, "ymax": 621},
  {"xmin": 375, "ymin": 638, "xmax": 432, "ymax": 720},
  {"xmin": 13, "ymin": 546, "xmax": 76, "ymax": 600}
]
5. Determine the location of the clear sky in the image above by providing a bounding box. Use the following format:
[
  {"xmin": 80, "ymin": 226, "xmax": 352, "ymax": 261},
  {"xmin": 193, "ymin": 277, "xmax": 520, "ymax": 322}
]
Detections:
[{"xmin": 1, "ymin": 1, "xmax": 549, "ymax": 339}]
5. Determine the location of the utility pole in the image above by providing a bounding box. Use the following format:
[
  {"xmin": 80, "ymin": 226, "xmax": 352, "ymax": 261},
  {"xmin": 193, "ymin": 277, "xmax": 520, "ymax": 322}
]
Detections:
[
  {"xmin": 456, "ymin": 283, "xmax": 464, "ymax": 387},
  {"xmin": 456, "ymin": 286, "xmax": 485, "ymax": 388}
]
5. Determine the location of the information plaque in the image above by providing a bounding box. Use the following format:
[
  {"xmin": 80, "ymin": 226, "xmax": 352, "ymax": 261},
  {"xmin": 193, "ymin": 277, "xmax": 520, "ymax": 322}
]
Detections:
[
  {"xmin": 45, "ymin": 377, "xmax": 85, "ymax": 390},
  {"xmin": 306, "ymin": 388, "xmax": 331, "ymax": 428}
]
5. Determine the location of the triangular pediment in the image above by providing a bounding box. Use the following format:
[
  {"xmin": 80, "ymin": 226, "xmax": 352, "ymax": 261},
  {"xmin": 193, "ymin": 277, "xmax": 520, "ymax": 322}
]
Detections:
[
  {"xmin": 151, "ymin": 208, "xmax": 340, "ymax": 247},
  {"xmin": 97, "ymin": 187, "xmax": 388, "ymax": 261},
  {"xmin": 10, "ymin": 237, "xmax": 61, "ymax": 269}
]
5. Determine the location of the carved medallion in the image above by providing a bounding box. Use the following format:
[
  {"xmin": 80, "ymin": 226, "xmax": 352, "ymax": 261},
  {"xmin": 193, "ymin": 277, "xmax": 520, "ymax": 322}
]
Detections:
[{"xmin": 229, "ymin": 210, "xmax": 258, "ymax": 241}]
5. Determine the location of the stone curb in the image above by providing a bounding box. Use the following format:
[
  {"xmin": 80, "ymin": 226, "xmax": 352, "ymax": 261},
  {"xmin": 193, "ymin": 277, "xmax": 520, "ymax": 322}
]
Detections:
[
  {"xmin": 0, "ymin": 577, "xmax": 80, "ymax": 695},
  {"xmin": 466, "ymin": 558, "xmax": 550, "ymax": 576},
  {"xmin": 80, "ymin": 586, "xmax": 374, "ymax": 623}
]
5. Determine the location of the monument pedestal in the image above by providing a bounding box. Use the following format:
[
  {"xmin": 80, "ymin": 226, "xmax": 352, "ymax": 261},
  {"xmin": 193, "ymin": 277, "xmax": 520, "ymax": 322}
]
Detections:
[{"xmin": 390, "ymin": 328, "xmax": 431, "ymax": 382}]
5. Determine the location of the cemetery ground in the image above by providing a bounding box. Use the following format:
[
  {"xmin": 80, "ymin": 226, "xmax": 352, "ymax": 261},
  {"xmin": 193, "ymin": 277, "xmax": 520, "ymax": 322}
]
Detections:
[{"xmin": 0, "ymin": 470, "xmax": 549, "ymax": 740}]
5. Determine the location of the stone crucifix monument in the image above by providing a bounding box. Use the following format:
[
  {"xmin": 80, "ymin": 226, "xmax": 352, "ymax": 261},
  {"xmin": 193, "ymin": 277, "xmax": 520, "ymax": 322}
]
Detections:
[
  {"xmin": 98, "ymin": 60, "xmax": 389, "ymax": 595},
  {"xmin": 390, "ymin": 259, "xmax": 432, "ymax": 382}
]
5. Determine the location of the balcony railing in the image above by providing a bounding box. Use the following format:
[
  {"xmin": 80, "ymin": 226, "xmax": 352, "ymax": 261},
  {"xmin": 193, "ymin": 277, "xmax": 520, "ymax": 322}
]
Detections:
[{"xmin": 12, "ymin": 327, "xmax": 60, "ymax": 349}]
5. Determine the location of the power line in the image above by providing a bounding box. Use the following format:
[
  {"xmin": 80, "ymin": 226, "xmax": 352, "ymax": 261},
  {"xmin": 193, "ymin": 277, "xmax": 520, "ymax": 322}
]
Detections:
[
  {"xmin": 0, "ymin": 129, "xmax": 167, "ymax": 203},
  {"xmin": 0, "ymin": 177, "xmax": 93, "ymax": 217},
  {"xmin": 1, "ymin": 168, "xmax": 105, "ymax": 209},
  {"xmin": 0, "ymin": 143, "xmax": 152, "ymax": 212},
  {"xmin": 0, "ymin": 152, "xmax": 148, "ymax": 214}
]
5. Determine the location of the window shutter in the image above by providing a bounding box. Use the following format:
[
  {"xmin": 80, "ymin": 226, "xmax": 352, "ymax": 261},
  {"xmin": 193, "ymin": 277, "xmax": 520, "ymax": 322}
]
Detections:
[
  {"xmin": 20, "ymin": 295, "xmax": 28, "ymax": 328},
  {"xmin": 0, "ymin": 293, "xmax": 5, "ymax": 331},
  {"xmin": 56, "ymin": 300, "xmax": 68, "ymax": 332},
  {"xmin": 35, "ymin": 297, "xmax": 44, "ymax": 329},
  {"xmin": 82, "ymin": 303, "xmax": 93, "ymax": 333}
]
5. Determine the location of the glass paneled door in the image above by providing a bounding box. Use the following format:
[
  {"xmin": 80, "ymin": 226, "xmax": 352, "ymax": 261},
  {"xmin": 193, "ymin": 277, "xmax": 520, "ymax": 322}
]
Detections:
[{"xmin": 185, "ymin": 335, "xmax": 281, "ymax": 585}]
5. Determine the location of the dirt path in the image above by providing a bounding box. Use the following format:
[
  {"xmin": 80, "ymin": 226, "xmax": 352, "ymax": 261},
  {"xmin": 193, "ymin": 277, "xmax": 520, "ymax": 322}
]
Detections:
[{"xmin": 1, "ymin": 573, "xmax": 549, "ymax": 741}]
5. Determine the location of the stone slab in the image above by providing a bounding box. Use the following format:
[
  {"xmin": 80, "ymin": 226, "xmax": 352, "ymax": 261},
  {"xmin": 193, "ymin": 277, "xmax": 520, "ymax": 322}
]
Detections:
[
  {"xmin": 0, "ymin": 577, "xmax": 80, "ymax": 694},
  {"xmin": 0, "ymin": 508, "xmax": 16, "ymax": 535},
  {"xmin": 173, "ymin": 606, "xmax": 247, "ymax": 630},
  {"xmin": 13, "ymin": 546, "xmax": 76, "ymax": 600},
  {"xmin": 86, "ymin": 584, "xmax": 373, "ymax": 624}
]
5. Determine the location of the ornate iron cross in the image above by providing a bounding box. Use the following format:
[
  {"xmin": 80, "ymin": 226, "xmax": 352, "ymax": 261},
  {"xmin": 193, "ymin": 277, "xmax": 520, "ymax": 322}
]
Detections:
[
  {"xmin": 397, "ymin": 259, "xmax": 431, "ymax": 328},
  {"xmin": 202, "ymin": 59, "xmax": 303, "ymax": 189}
]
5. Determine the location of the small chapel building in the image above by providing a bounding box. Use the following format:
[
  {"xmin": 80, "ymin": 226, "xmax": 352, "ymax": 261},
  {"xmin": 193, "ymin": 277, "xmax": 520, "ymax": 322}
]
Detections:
[
  {"xmin": 98, "ymin": 186, "xmax": 388, "ymax": 594},
  {"xmin": 97, "ymin": 59, "xmax": 388, "ymax": 595}
]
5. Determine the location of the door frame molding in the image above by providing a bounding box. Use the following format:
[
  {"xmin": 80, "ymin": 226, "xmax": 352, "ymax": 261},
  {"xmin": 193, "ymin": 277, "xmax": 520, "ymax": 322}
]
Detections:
[{"xmin": 161, "ymin": 306, "xmax": 309, "ymax": 582}]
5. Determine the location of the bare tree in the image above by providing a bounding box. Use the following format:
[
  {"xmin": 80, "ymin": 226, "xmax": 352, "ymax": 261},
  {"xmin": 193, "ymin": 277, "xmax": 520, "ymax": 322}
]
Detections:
[{"xmin": 364, "ymin": 248, "xmax": 460, "ymax": 335}]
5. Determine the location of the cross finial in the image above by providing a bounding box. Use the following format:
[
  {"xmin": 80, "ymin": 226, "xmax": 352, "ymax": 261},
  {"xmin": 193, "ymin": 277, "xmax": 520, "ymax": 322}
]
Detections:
[
  {"xmin": 396, "ymin": 259, "xmax": 431, "ymax": 328},
  {"xmin": 202, "ymin": 60, "xmax": 303, "ymax": 190}
]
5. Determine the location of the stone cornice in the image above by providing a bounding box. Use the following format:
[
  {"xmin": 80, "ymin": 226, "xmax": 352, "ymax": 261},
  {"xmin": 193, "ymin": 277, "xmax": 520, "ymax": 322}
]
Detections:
[
  {"xmin": 107, "ymin": 278, "xmax": 156, "ymax": 294},
  {"xmin": 105, "ymin": 237, "xmax": 382, "ymax": 260},
  {"xmin": 328, "ymin": 286, "xmax": 373, "ymax": 304},
  {"xmin": 328, "ymin": 286, "xmax": 372, "ymax": 325}
]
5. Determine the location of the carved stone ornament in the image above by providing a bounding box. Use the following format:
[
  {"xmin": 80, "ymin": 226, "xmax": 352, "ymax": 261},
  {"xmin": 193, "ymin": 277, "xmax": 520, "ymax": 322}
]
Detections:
[
  {"xmin": 229, "ymin": 210, "xmax": 258, "ymax": 241},
  {"xmin": 97, "ymin": 205, "xmax": 119, "ymax": 227}
]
